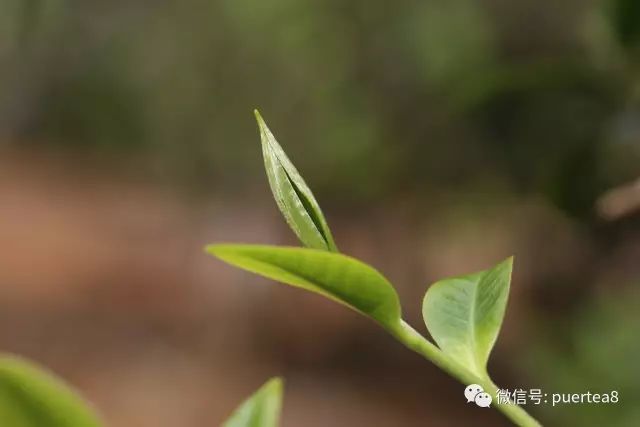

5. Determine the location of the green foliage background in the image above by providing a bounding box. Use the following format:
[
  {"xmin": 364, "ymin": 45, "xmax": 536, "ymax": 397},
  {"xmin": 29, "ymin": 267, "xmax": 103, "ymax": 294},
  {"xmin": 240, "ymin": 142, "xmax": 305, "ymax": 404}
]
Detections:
[{"xmin": 1, "ymin": 0, "xmax": 638, "ymax": 209}]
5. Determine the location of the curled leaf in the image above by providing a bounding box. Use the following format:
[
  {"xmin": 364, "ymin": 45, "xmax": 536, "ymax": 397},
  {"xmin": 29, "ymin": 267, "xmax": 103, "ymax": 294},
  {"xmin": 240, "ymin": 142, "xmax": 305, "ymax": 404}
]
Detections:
[
  {"xmin": 0, "ymin": 354, "xmax": 104, "ymax": 427},
  {"xmin": 222, "ymin": 377, "xmax": 283, "ymax": 427},
  {"xmin": 255, "ymin": 110, "xmax": 337, "ymax": 252},
  {"xmin": 422, "ymin": 257, "xmax": 513, "ymax": 377},
  {"xmin": 207, "ymin": 244, "xmax": 402, "ymax": 330}
]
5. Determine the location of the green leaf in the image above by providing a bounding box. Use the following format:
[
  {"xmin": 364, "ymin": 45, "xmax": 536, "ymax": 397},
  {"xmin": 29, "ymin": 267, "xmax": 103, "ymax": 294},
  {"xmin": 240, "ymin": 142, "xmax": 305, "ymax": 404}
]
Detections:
[
  {"xmin": 422, "ymin": 257, "xmax": 512, "ymax": 377},
  {"xmin": 222, "ymin": 377, "xmax": 283, "ymax": 427},
  {"xmin": 0, "ymin": 354, "xmax": 104, "ymax": 427},
  {"xmin": 206, "ymin": 244, "xmax": 402, "ymax": 330},
  {"xmin": 254, "ymin": 110, "xmax": 338, "ymax": 252}
]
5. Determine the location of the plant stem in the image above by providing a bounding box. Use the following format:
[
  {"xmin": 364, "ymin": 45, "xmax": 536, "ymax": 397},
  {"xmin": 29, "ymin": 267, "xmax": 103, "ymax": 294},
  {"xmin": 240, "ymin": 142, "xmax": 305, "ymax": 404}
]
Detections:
[{"xmin": 390, "ymin": 320, "xmax": 542, "ymax": 427}]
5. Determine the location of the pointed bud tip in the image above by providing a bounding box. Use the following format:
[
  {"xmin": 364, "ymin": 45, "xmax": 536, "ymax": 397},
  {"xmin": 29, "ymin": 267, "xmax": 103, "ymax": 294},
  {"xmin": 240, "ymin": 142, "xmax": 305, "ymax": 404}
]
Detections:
[
  {"xmin": 253, "ymin": 109, "xmax": 264, "ymax": 124},
  {"xmin": 265, "ymin": 376, "xmax": 284, "ymax": 391}
]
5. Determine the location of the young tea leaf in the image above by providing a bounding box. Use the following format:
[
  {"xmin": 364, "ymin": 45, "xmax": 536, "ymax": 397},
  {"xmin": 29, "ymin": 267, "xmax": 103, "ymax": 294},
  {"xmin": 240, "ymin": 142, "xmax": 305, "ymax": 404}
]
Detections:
[
  {"xmin": 0, "ymin": 354, "xmax": 104, "ymax": 427},
  {"xmin": 222, "ymin": 377, "xmax": 283, "ymax": 427},
  {"xmin": 255, "ymin": 110, "xmax": 338, "ymax": 252},
  {"xmin": 207, "ymin": 244, "xmax": 402, "ymax": 330},
  {"xmin": 422, "ymin": 257, "xmax": 512, "ymax": 377}
]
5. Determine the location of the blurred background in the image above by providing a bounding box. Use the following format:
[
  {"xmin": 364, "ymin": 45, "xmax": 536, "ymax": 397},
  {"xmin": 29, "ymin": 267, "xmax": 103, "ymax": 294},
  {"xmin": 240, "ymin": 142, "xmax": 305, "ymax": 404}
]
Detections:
[{"xmin": 1, "ymin": 0, "xmax": 639, "ymax": 425}]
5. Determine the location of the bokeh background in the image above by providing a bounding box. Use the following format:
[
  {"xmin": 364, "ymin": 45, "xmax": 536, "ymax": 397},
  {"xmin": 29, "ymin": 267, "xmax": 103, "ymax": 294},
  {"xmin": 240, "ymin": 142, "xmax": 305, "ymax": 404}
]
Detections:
[{"xmin": 1, "ymin": 0, "xmax": 640, "ymax": 425}]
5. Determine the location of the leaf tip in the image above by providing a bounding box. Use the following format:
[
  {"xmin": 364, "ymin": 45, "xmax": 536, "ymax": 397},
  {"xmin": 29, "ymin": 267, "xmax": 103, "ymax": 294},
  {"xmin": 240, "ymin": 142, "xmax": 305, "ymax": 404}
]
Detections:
[
  {"xmin": 204, "ymin": 244, "xmax": 233, "ymax": 259},
  {"xmin": 264, "ymin": 376, "xmax": 284, "ymax": 394},
  {"xmin": 254, "ymin": 109, "xmax": 266, "ymax": 127},
  {"xmin": 502, "ymin": 255, "xmax": 514, "ymax": 270},
  {"xmin": 205, "ymin": 244, "xmax": 257, "ymax": 267}
]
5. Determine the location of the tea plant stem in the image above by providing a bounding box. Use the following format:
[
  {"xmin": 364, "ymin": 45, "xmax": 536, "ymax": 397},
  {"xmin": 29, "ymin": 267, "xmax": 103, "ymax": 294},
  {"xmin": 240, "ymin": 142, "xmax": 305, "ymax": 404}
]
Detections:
[{"xmin": 391, "ymin": 320, "xmax": 542, "ymax": 427}]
